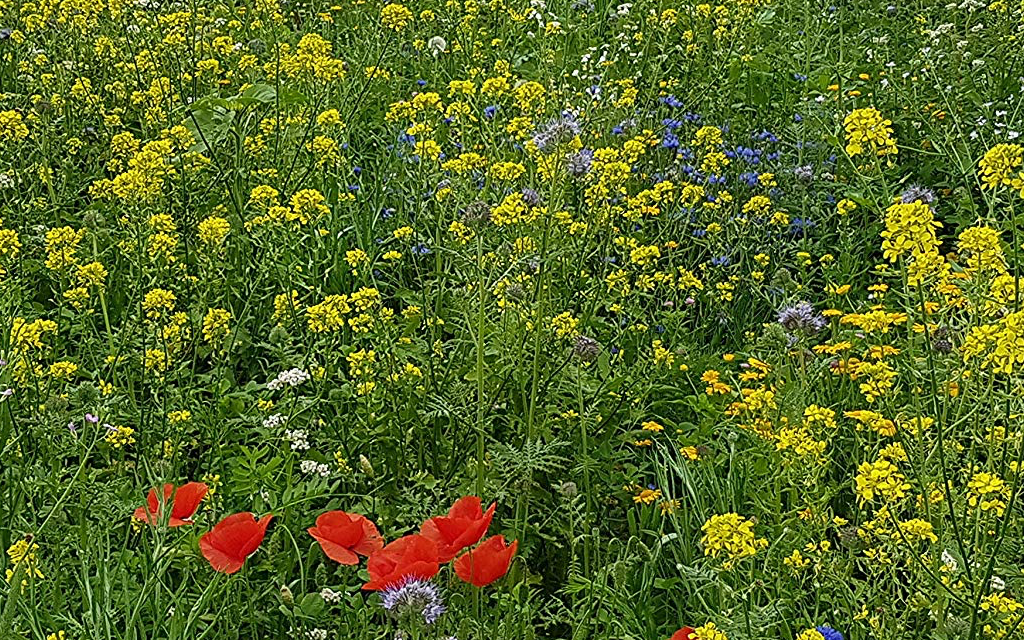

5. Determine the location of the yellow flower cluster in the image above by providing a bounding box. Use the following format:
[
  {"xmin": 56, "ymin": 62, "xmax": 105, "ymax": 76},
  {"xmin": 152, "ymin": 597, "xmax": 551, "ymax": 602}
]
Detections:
[
  {"xmin": 843, "ymin": 107, "xmax": 897, "ymax": 160},
  {"xmin": 880, "ymin": 200, "xmax": 946, "ymax": 285},
  {"xmin": 44, "ymin": 226, "xmax": 86, "ymax": 272},
  {"xmin": 855, "ymin": 458, "xmax": 910, "ymax": 503},
  {"xmin": 700, "ymin": 512, "xmax": 767, "ymax": 564},
  {"xmin": 957, "ymin": 225, "xmax": 1006, "ymax": 273},
  {"xmin": 5, "ymin": 539, "xmax": 43, "ymax": 584},
  {"xmin": 692, "ymin": 623, "xmax": 729, "ymax": 640},
  {"xmin": 202, "ymin": 308, "xmax": 232, "ymax": 343},
  {"xmin": 104, "ymin": 424, "xmax": 136, "ymax": 448},
  {"xmin": 978, "ymin": 143, "xmax": 1024, "ymax": 191},
  {"xmin": 198, "ymin": 215, "xmax": 231, "ymax": 246},
  {"xmin": 380, "ymin": 3, "xmax": 414, "ymax": 30},
  {"xmin": 967, "ymin": 472, "xmax": 1010, "ymax": 515},
  {"xmin": 0, "ymin": 110, "xmax": 29, "ymax": 141},
  {"xmin": 962, "ymin": 311, "xmax": 1024, "ymax": 374},
  {"xmin": 549, "ymin": 312, "xmax": 579, "ymax": 339},
  {"xmin": 142, "ymin": 288, "xmax": 177, "ymax": 321}
]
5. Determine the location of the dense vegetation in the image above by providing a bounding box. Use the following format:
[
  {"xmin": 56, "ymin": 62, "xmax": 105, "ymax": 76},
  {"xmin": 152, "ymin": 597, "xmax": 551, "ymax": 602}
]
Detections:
[{"xmin": 3, "ymin": 0, "xmax": 1024, "ymax": 639}]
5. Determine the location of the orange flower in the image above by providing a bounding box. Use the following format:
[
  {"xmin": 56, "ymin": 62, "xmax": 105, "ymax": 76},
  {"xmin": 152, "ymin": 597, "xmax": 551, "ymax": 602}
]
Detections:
[
  {"xmin": 454, "ymin": 535, "xmax": 517, "ymax": 587},
  {"xmin": 308, "ymin": 511, "xmax": 384, "ymax": 565},
  {"xmin": 133, "ymin": 482, "xmax": 208, "ymax": 527},
  {"xmin": 420, "ymin": 496, "xmax": 495, "ymax": 562},
  {"xmin": 363, "ymin": 534, "xmax": 440, "ymax": 590},
  {"xmin": 199, "ymin": 513, "xmax": 273, "ymax": 574}
]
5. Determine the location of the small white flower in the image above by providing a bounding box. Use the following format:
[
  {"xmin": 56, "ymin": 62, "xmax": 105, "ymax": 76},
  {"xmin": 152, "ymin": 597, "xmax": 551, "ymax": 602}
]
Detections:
[
  {"xmin": 320, "ymin": 588, "xmax": 342, "ymax": 603},
  {"xmin": 427, "ymin": 35, "xmax": 447, "ymax": 56},
  {"xmin": 941, "ymin": 550, "xmax": 958, "ymax": 571}
]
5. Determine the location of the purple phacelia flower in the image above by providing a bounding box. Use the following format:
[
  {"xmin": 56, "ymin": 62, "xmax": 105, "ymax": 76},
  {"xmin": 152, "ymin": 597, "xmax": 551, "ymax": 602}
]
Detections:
[
  {"xmin": 777, "ymin": 302, "xmax": 826, "ymax": 336},
  {"xmin": 381, "ymin": 578, "xmax": 446, "ymax": 626}
]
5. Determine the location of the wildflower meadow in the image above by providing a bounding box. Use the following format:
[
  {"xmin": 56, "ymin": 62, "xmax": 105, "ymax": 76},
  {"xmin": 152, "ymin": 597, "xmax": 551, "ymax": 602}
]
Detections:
[{"xmin": 3, "ymin": 0, "xmax": 1024, "ymax": 638}]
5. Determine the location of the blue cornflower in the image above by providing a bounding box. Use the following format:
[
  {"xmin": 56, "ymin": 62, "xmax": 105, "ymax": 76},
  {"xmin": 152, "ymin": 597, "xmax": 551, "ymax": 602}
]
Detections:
[
  {"xmin": 816, "ymin": 626, "xmax": 844, "ymax": 640},
  {"xmin": 789, "ymin": 217, "xmax": 816, "ymax": 237}
]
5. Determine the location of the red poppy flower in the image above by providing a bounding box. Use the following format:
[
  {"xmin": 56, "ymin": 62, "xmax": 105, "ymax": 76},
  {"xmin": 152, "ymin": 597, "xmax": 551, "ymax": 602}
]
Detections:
[
  {"xmin": 671, "ymin": 628, "xmax": 695, "ymax": 640},
  {"xmin": 453, "ymin": 535, "xmax": 518, "ymax": 587},
  {"xmin": 420, "ymin": 496, "xmax": 496, "ymax": 562},
  {"xmin": 362, "ymin": 534, "xmax": 440, "ymax": 590},
  {"xmin": 199, "ymin": 512, "xmax": 274, "ymax": 574},
  {"xmin": 133, "ymin": 482, "xmax": 208, "ymax": 527},
  {"xmin": 308, "ymin": 510, "xmax": 384, "ymax": 565}
]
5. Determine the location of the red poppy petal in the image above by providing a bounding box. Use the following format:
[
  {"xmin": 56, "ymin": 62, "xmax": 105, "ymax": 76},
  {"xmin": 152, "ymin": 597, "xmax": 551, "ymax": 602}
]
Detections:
[
  {"xmin": 401, "ymin": 559, "xmax": 440, "ymax": 581},
  {"xmin": 198, "ymin": 513, "xmax": 272, "ymax": 574},
  {"xmin": 363, "ymin": 535, "xmax": 439, "ymax": 590},
  {"xmin": 454, "ymin": 535, "xmax": 517, "ymax": 587},
  {"xmin": 239, "ymin": 515, "xmax": 273, "ymax": 556},
  {"xmin": 671, "ymin": 627, "xmax": 695, "ymax": 640},
  {"xmin": 199, "ymin": 532, "xmax": 246, "ymax": 574},
  {"xmin": 419, "ymin": 518, "xmax": 444, "ymax": 545},
  {"xmin": 447, "ymin": 496, "xmax": 483, "ymax": 520},
  {"xmin": 133, "ymin": 506, "xmax": 156, "ymax": 525},
  {"xmin": 315, "ymin": 511, "xmax": 364, "ymax": 547},
  {"xmin": 309, "ymin": 527, "xmax": 360, "ymax": 565},
  {"xmin": 170, "ymin": 482, "xmax": 208, "ymax": 521},
  {"xmin": 431, "ymin": 516, "xmax": 472, "ymax": 542},
  {"xmin": 145, "ymin": 487, "xmax": 161, "ymax": 515},
  {"xmin": 352, "ymin": 518, "xmax": 384, "ymax": 557}
]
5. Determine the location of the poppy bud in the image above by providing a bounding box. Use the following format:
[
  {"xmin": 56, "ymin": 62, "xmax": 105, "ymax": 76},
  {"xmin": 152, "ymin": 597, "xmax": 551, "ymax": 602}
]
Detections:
[
  {"xmin": 279, "ymin": 585, "xmax": 294, "ymax": 606},
  {"xmin": 359, "ymin": 455, "xmax": 375, "ymax": 477}
]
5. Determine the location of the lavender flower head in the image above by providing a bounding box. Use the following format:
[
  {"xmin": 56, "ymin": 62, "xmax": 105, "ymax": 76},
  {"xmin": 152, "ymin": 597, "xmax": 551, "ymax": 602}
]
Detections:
[
  {"xmin": 531, "ymin": 115, "xmax": 581, "ymax": 153},
  {"xmin": 521, "ymin": 188, "xmax": 542, "ymax": 207},
  {"xmin": 777, "ymin": 301, "xmax": 826, "ymax": 337},
  {"xmin": 566, "ymin": 148, "xmax": 594, "ymax": 177},
  {"xmin": 793, "ymin": 164, "xmax": 814, "ymax": 182},
  {"xmin": 899, "ymin": 185, "xmax": 936, "ymax": 205},
  {"xmin": 572, "ymin": 335, "xmax": 600, "ymax": 363},
  {"xmin": 381, "ymin": 578, "xmax": 446, "ymax": 625}
]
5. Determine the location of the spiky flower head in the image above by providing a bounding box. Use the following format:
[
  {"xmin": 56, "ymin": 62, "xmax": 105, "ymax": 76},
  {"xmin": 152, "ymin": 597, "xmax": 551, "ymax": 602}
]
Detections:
[{"xmin": 381, "ymin": 577, "xmax": 446, "ymax": 626}]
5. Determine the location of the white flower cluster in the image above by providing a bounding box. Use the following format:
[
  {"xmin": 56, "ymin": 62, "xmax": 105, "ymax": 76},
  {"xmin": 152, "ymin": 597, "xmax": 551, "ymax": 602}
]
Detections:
[
  {"xmin": 267, "ymin": 367, "xmax": 310, "ymax": 390},
  {"xmin": 300, "ymin": 460, "xmax": 331, "ymax": 477},
  {"xmin": 263, "ymin": 413, "xmax": 288, "ymax": 429},
  {"xmin": 320, "ymin": 588, "xmax": 342, "ymax": 604},
  {"xmin": 284, "ymin": 428, "xmax": 309, "ymax": 451}
]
